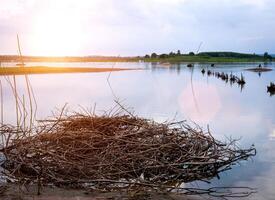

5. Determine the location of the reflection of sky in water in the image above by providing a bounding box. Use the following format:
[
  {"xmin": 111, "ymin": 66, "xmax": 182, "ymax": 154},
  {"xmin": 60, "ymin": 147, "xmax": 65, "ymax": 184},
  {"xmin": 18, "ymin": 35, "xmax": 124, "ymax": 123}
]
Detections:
[
  {"xmin": 270, "ymin": 129, "xmax": 275, "ymax": 139},
  {"xmin": 1, "ymin": 62, "xmax": 275, "ymax": 199},
  {"xmin": 0, "ymin": 61, "xmax": 150, "ymax": 69},
  {"xmin": 178, "ymin": 82, "xmax": 222, "ymax": 123}
]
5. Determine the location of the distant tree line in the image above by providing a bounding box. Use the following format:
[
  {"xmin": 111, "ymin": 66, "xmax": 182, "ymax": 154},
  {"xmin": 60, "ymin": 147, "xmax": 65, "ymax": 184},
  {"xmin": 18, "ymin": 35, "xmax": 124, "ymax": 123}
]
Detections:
[
  {"xmin": 144, "ymin": 51, "xmax": 273, "ymax": 60},
  {"xmin": 144, "ymin": 50, "xmax": 195, "ymax": 59},
  {"xmin": 198, "ymin": 52, "xmax": 272, "ymax": 60}
]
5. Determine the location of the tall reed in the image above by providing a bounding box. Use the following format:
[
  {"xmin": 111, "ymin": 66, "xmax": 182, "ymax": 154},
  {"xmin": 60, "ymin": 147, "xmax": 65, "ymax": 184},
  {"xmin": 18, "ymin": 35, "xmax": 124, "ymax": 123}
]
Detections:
[{"xmin": 12, "ymin": 75, "xmax": 20, "ymax": 128}]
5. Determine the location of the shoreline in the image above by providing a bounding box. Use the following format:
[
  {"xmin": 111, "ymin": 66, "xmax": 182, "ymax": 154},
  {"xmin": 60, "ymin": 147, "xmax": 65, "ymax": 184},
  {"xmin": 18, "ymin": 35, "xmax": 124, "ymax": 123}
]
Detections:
[
  {"xmin": 0, "ymin": 60, "xmax": 273, "ymax": 63},
  {"xmin": 0, "ymin": 66, "xmax": 141, "ymax": 76},
  {"xmin": 0, "ymin": 183, "xmax": 202, "ymax": 200},
  {"xmin": 0, "ymin": 55, "xmax": 273, "ymax": 64}
]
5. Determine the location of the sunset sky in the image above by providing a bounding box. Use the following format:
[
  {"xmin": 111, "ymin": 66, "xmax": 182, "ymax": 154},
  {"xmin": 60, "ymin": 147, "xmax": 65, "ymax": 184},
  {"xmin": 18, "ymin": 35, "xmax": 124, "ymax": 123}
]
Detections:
[{"xmin": 0, "ymin": 0, "xmax": 274, "ymax": 56}]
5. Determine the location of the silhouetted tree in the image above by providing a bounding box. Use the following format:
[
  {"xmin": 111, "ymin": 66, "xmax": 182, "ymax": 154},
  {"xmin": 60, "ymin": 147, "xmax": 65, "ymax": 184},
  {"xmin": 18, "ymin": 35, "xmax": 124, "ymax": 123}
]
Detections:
[
  {"xmin": 151, "ymin": 53, "xmax": 158, "ymax": 58},
  {"xmin": 264, "ymin": 52, "xmax": 272, "ymax": 60},
  {"xmin": 169, "ymin": 52, "xmax": 176, "ymax": 57},
  {"xmin": 177, "ymin": 50, "xmax": 181, "ymax": 56},
  {"xmin": 189, "ymin": 52, "xmax": 195, "ymax": 56},
  {"xmin": 144, "ymin": 54, "xmax": 150, "ymax": 58},
  {"xmin": 159, "ymin": 54, "xmax": 168, "ymax": 58}
]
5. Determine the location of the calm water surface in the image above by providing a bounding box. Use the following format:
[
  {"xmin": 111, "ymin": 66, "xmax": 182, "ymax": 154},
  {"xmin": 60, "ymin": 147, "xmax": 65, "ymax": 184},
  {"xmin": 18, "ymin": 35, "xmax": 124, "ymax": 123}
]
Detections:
[{"xmin": 1, "ymin": 62, "xmax": 275, "ymax": 199}]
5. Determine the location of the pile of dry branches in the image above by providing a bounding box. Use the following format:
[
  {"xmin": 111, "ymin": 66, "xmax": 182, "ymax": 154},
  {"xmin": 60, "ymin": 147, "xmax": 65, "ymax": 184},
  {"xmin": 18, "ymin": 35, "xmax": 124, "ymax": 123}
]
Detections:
[{"xmin": 0, "ymin": 109, "xmax": 256, "ymax": 193}]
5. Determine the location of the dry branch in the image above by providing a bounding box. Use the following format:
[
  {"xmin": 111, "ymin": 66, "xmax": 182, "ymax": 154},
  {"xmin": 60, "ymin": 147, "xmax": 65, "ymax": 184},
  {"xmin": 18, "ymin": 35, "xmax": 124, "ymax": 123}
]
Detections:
[{"xmin": 0, "ymin": 108, "xmax": 256, "ymax": 196}]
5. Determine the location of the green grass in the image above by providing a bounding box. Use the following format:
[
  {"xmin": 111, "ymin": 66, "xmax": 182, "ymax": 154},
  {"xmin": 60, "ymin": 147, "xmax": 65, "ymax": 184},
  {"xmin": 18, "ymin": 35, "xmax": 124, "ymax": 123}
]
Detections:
[{"xmin": 142, "ymin": 55, "xmax": 268, "ymax": 63}]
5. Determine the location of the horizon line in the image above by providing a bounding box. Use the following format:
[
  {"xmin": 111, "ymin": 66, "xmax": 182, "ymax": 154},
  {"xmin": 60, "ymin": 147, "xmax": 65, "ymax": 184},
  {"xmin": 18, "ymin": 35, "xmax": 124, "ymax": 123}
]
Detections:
[{"xmin": 0, "ymin": 51, "xmax": 274, "ymax": 58}]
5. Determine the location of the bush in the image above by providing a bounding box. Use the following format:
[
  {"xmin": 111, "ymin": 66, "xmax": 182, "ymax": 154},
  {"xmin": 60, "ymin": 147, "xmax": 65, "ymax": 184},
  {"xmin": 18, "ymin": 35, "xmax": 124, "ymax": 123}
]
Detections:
[
  {"xmin": 144, "ymin": 54, "xmax": 150, "ymax": 59},
  {"xmin": 159, "ymin": 54, "xmax": 169, "ymax": 59},
  {"xmin": 151, "ymin": 53, "xmax": 158, "ymax": 58}
]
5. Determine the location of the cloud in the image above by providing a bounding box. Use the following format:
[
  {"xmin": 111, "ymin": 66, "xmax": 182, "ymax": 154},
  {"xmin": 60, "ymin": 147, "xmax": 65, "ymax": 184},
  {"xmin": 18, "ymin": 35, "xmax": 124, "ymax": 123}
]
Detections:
[
  {"xmin": 0, "ymin": 0, "xmax": 275, "ymax": 55},
  {"xmin": 270, "ymin": 129, "xmax": 275, "ymax": 140},
  {"xmin": 240, "ymin": 0, "xmax": 267, "ymax": 8},
  {"xmin": 0, "ymin": 0, "xmax": 35, "ymax": 19}
]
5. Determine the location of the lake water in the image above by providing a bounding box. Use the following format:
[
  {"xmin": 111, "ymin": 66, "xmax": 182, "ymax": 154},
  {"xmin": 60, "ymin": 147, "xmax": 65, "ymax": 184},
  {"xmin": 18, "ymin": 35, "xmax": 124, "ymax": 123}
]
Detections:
[{"xmin": 1, "ymin": 62, "xmax": 275, "ymax": 199}]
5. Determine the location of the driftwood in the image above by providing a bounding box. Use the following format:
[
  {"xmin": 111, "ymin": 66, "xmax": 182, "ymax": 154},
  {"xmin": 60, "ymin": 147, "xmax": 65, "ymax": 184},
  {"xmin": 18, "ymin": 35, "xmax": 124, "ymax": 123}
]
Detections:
[
  {"xmin": 202, "ymin": 70, "xmax": 246, "ymax": 90},
  {"xmin": 0, "ymin": 108, "xmax": 256, "ymax": 197}
]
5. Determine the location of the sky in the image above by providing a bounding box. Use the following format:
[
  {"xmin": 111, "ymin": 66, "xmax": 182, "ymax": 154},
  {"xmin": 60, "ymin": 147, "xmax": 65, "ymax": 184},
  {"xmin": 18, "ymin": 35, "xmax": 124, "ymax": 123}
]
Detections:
[{"xmin": 0, "ymin": 0, "xmax": 274, "ymax": 56}]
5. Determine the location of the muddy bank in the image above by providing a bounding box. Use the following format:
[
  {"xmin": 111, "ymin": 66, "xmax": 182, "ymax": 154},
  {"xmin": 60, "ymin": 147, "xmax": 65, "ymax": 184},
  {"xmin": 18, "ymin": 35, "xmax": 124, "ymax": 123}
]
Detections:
[{"xmin": 0, "ymin": 184, "xmax": 202, "ymax": 200}]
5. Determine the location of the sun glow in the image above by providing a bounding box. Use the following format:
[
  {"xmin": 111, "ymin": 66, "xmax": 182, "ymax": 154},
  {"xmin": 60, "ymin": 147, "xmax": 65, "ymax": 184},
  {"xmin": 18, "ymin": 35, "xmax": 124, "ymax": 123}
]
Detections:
[{"xmin": 29, "ymin": 8, "xmax": 85, "ymax": 56}]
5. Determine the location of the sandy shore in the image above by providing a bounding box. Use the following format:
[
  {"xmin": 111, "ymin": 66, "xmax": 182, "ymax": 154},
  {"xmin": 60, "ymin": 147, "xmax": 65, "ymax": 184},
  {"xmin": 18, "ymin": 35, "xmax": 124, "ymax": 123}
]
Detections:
[{"xmin": 0, "ymin": 66, "xmax": 141, "ymax": 76}]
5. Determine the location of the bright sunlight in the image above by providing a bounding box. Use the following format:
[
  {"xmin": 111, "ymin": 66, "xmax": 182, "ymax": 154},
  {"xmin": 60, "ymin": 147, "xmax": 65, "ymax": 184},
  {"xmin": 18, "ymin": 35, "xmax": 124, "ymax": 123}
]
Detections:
[{"xmin": 29, "ymin": 7, "xmax": 84, "ymax": 56}]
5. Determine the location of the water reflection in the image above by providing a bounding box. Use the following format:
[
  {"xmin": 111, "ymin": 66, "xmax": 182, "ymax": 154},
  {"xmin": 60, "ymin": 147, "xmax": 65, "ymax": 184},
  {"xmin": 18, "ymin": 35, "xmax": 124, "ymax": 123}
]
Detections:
[
  {"xmin": 268, "ymin": 91, "xmax": 275, "ymax": 96},
  {"xmin": 269, "ymin": 129, "xmax": 275, "ymax": 140},
  {"xmin": 178, "ymin": 82, "xmax": 221, "ymax": 123},
  {"xmin": 1, "ymin": 62, "xmax": 275, "ymax": 199},
  {"xmin": 202, "ymin": 69, "xmax": 247, "ymax": 92}
]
